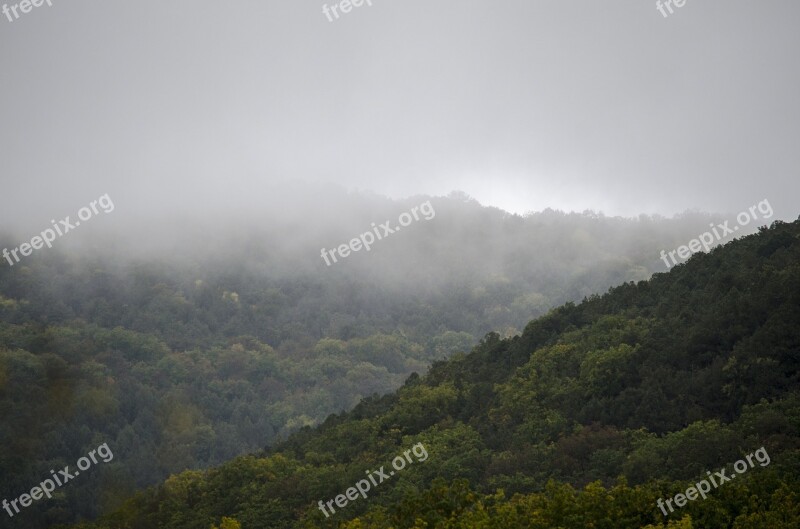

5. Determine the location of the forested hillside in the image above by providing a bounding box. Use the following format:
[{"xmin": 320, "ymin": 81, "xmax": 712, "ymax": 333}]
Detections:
[
  {"xmin": 0, "ymin": 192, "xmax": 740, "ymax": 527},
  {"xmin": 61, "ymin": 219, "xmax": 800, "ymax": 529}
]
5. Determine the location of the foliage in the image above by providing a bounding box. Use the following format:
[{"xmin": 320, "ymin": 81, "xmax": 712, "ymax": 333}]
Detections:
[
  {"xmin": 37, "ymin": 219, "xmax": 800, "ymax": 529},
  {"xmin": 1, "ymin": 198, "xmax": 728, "ymax": 527}
]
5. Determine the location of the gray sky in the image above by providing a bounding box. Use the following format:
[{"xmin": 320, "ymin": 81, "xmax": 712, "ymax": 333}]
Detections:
[{"xmin": 1, "ymin": 0, "xmax": 798, "ymax": 226}]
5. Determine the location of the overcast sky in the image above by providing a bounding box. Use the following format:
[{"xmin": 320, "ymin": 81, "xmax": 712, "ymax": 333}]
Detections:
[{"xmin": 1, "ymin": 0, "xmax": 798, "ymax": 227}]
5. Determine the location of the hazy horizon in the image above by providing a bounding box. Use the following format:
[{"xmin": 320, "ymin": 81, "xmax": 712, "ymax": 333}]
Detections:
[{"xmin": 2, "ymin": 0, "xmax": 799, "ymax": 227}]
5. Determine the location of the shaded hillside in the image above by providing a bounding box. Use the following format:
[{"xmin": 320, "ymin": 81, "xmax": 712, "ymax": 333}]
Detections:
[
  {"xmin": 64, "ymin": 219, "xmax": 800, "ymax": 529},
  {"xmin": 0, "ymin": 193, "xmax": 740, "ymax": 528}
]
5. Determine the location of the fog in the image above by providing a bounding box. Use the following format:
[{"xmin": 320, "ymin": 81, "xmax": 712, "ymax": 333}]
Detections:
[
  {"xmin": 1, "ymin": 0, "xmax": 799, "ymax": 235},
  {"xmin": 4, "ymin": 4, "xmax": 800, "ymax": 526}
]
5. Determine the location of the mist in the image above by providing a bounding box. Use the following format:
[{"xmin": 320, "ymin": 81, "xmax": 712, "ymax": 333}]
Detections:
[
  {"xmin": 1, "ymin": 0, "xmax": 799, "ymax": 230},
  {"xmin": 1, "ymin": 2, "xmax": 799, "ymax": 527}
]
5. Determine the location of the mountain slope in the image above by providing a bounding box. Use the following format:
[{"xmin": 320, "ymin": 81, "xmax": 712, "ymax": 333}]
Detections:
[
  {"xmin": 2, "ymin": 195, "xmax": 743, "ymax": 527},
  {"xmin": 64, "ymin": 219, "xmax": 800, "ymax": 529}
]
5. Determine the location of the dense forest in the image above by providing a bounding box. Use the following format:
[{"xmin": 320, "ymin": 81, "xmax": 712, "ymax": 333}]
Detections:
[
  {"xmin": 1, "ymin": 192, "xmax": 748, "ymax": 527},
  {"xmin": 2, "ymin": 0, "xmax": 796, "ymax": 527},
  {"xmin": 45, "ymin": 218, "xmax": 800, "ymax": 528}
]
